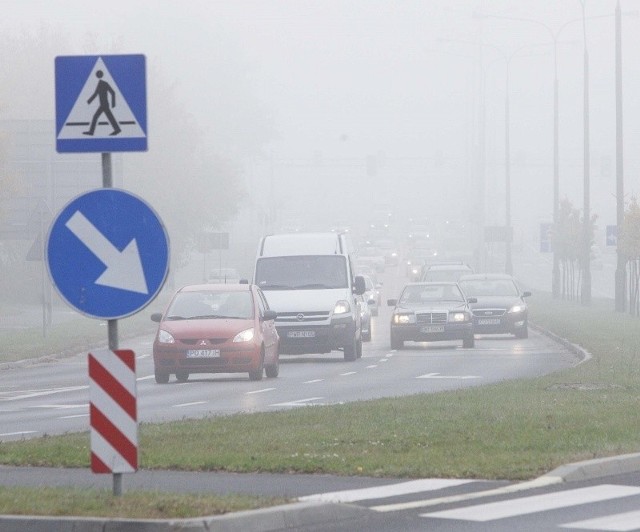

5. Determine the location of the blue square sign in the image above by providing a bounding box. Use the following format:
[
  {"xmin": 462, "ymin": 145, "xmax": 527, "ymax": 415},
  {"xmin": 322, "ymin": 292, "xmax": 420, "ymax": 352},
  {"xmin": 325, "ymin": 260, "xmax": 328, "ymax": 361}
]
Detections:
[{"xmin": 55, "ymin": 54, "xmax": 147, "ymax": 153}]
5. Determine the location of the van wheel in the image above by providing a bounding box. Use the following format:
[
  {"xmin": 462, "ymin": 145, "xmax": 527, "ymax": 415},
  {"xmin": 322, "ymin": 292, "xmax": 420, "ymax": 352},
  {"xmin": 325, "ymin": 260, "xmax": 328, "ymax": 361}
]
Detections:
[
  {"xmin": 175, "ymin": 370, "xmax": 189, "ymax": 383},
  {"xmin": 356, "ymin": 338, "xmax": 363, "ymax": 358},
  {"xmin": 362, "ymin": 329, "xmax": 371, "ymax": 342},
  {"xmin": 515, "ymin": 325, "xmax": 529, "ymax": 339},
  {"xmin": 343, "ymin": 338, "xmax": 357, "ymax": 361}
]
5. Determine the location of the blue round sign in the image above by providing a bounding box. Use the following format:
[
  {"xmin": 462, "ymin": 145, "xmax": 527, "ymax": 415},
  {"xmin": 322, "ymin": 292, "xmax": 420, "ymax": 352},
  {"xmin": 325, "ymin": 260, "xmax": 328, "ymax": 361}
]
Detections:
[{"xmin": 46, "ymin": 188, "xmax": 170, "ymax": 319}]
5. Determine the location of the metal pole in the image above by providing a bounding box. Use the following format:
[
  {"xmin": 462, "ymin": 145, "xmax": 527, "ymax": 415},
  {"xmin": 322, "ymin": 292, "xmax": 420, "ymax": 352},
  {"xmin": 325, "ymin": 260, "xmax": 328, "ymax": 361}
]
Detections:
[
  {"xmin": 102, "ymin": 152, "xmax": 122, "ymax": 496},
  {"xmin": 580, "ymin": 2, "xmax": 592, "ymax": 305},
  {"xmin": 552, "ymin": 45, "xmax": 561, "ymax": 298},
  {"xmin": 615, "ymin": 0, "xmax": 626, "ymax": 312},
  {"xmin": 505, "ymin": 66, "xmax": 512, "ymax": 275}
]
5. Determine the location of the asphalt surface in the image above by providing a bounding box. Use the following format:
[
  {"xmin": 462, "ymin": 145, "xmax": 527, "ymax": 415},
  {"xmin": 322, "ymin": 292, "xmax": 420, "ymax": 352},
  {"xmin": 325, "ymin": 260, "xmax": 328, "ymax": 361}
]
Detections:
[{"xmin": 2, "ymin": 304, "xmax": 639, "ymax": 530}]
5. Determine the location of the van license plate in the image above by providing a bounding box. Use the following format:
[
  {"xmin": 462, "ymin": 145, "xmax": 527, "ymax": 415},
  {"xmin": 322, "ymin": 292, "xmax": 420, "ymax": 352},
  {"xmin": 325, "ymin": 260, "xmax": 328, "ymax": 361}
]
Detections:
[{"xmin": 288, "ymin": 331, "xmax": 315, "ymax": 338}]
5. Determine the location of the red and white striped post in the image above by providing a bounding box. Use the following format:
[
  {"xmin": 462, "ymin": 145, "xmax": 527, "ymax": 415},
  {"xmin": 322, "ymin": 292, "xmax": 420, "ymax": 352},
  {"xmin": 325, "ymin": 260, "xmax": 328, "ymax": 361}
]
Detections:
[{"xmin": 89, "ymin": 348, "xmax": 138, "ymax": 495}]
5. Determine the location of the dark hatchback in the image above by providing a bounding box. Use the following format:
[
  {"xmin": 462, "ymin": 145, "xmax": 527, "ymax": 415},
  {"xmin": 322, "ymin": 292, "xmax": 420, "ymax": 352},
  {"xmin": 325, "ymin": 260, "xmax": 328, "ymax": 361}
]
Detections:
[
  {"xmin": 458, "ymin": 273, "xmax": 531, "ymax": 339},
  {"xmin": 387, "ymin": 282, "xmax": 476, "ymax": 349}
]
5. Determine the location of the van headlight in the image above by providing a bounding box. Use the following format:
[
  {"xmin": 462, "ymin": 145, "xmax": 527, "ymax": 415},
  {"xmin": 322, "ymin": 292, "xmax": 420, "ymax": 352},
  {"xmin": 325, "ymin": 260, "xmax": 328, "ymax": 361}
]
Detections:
[
  {"xmin": 157, "ymin": 329, "xmax": 175, "ymax": 344},
  {"xmin": 233, "ymin": 328, "xmax": 255, "ymax": 342},
  {"xmin": 333, "ymin": 300, "xmax": 351, "ymax": 315}
]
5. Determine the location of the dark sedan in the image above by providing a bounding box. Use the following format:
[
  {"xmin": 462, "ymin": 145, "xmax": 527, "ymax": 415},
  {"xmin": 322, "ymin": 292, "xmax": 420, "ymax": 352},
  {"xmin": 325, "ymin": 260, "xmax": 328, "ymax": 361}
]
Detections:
[
  {"xmin": 387, "ymin": 282, "xmax": 475, "ymax": 349},
  {"xmin": 458, "ymin": 273, "xmax": 531, "ymax": 338}
]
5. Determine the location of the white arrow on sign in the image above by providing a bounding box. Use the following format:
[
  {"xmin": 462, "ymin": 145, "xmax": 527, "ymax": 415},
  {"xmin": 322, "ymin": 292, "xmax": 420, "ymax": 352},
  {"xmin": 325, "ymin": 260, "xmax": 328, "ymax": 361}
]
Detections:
[{"xmin": 65, "ymin": 210, "xmax": 149, "ymax": 294}]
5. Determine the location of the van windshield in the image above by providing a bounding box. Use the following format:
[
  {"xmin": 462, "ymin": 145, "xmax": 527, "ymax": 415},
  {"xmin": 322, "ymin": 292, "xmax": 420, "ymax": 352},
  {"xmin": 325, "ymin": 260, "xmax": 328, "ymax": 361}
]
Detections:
[{"xmin": 255, "ymin": 255, "xmax": 348, "ymax": 290}]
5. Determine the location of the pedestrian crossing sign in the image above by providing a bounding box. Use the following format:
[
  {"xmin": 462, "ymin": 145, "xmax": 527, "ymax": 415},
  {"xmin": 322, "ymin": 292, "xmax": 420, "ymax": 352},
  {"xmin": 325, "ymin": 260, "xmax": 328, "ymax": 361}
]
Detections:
[{"xmin": 55, "ymin": 54, "xmax": 147, "ymax": 153}]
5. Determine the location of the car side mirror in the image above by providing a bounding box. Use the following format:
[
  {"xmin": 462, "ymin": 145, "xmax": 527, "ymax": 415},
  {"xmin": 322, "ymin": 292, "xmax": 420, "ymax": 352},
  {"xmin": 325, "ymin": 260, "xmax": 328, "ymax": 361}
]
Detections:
[
  {"xmin": 522, "ymin": 291, "xmax": 532, "ymax": 298},
  {"xmin": 467, "ymin": 297, "xmax": 477, "ymax": 304},
  {"xmin": 353, "ymin": 275, "xmax": 366, "ymax": 295},
  {"xmin": 151, "ymin": 312, "xmax": 162, "ymax": 323},
  {"xmin": 239, "ymin": 279, "xmax": 249, "ymax": 284},
  {"xmin": 262, "ymin": 309, "xmax": 277, "ymax": 321}
]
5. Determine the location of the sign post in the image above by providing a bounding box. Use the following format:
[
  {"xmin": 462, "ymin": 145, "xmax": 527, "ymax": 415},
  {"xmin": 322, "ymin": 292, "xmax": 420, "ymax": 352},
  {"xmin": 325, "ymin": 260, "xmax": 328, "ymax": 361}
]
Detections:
[{"xmin": 53, "ymin": 54, "xmax": 156, "ymax": 495}]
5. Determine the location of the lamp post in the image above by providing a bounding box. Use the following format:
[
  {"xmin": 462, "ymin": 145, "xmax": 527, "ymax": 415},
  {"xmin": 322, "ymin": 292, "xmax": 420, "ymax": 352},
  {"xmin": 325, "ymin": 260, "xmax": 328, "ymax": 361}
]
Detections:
[
  {"xmin": 614, "ymin": 0, "xmax": 626, "ymax": 312},
  {"xmin": 579, "ymin": 0, "xmax": 592, "ymax": 305}
]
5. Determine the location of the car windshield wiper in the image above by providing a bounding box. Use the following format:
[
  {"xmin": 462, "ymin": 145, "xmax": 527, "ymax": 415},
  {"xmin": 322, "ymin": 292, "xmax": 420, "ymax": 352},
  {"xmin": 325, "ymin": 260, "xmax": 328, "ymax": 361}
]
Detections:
[
  {"xmin": 189, "ymin": 314, "xmax": 232, "ymax": 320},
  {"xmin": 165, "ymin": 315, "xmax": 187, "ymax": 320}
]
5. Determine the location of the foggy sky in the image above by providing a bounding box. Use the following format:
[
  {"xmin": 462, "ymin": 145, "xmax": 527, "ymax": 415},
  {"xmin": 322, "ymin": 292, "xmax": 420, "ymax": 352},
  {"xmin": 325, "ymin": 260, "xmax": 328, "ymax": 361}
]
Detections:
[{"xmin": 2, "ymin": 0, "xmax": 640, "ymax": 238}]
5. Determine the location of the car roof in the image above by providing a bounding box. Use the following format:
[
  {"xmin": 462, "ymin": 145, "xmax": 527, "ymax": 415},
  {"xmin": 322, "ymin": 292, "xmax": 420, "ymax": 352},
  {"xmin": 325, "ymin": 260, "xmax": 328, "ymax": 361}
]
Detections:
[
  {"xmin": 404, "ymin": 281, "xmax": 460, "ymax": 287},
  {"xmin": 425, "ymin": 263, "xmax": 472, "ymax": 270}
]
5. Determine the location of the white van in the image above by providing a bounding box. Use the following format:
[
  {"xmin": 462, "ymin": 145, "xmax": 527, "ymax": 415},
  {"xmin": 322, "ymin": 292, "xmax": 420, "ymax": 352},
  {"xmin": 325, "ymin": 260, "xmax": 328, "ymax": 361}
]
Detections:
[{"xmin": 254, "ymin": 232, "xmax": 366, "ymax": 361}]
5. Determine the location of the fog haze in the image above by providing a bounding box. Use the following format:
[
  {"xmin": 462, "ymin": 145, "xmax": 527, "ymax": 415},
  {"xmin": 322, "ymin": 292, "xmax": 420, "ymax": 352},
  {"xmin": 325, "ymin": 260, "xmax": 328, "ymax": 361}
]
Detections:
[{"xmin": 1, "ymin": 0, "xmax": 639, "ymax": 286}]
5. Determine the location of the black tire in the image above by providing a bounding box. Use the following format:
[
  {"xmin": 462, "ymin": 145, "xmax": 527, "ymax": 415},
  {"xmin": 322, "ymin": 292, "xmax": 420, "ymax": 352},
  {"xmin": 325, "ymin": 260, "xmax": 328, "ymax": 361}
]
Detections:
[
  {"xmin": 265, "ymin": 355, "xmax": 280, "ymax": 378},
  {"xmin": 343, "ymin": 337, "xmax": 357, "ymax": 361},
  {"xmin": 175, "ymin": 370, "xmax": 189, "ymax": 383},
  {"xmin": 371, "ymin": 307, "xmax": 378, "ymax": 317},
  {"xmin": 390, "ymin": 333, "xmax": 403, "ymax": 350},
  {"xmin": 154, "ymin": 370, "xmax": 170, "ymax": 384},
  {"xmin": 249, "ymin": 349, "xmax": 265, "ymax": 381},
  {"xmin": 515, "ymin": 326, "xmax": 529, "ymax": 339},
  {"xmin": 463, "ymin": 335, "xmax": 475, "ymax": 348},
  {"xmin": 362, "ymin": 329, "xmax": 371, "ymax": 342},
  {"xmin": 356, "ymin": 338, "xmax": 363, "ymax": 359}
]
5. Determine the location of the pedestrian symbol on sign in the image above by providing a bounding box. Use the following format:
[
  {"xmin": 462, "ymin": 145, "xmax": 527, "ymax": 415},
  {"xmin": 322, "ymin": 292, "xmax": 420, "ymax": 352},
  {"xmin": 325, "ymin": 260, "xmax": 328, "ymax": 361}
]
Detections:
[
  {"xmin": 57, "ymin": 57, "xmax": 145, "ymax": 141},
  {"xmin": 83, "ymin": 70, "xmax": 121, "ymax": 137}
]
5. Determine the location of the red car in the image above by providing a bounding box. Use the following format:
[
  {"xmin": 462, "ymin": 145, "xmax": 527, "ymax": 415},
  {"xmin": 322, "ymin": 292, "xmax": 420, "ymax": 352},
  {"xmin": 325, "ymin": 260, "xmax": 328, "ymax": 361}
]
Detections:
[{"xmin": 151, "ymin": 284, "xmax": 279, "ymax": 383}]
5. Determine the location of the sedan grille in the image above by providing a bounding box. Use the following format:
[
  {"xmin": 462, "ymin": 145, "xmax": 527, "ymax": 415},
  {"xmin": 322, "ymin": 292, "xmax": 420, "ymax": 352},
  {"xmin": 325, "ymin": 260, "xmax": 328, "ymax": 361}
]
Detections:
[{"xmin": 416, "ymin": 312, "xmax": 447, "ymax": 325}]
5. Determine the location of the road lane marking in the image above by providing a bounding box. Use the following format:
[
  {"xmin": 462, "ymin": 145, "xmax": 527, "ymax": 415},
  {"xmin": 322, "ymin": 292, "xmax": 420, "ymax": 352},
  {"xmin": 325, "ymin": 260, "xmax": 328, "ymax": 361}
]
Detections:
[
  {"xmin": 304, "ymin": 379, "xmax": 323, "ymax": 384},
  {"xmin": 366, "ymin": 365, "xmax": 378, "ymax": 369},
  {"xmin": 28, "ymin": 404, "xmax": 87, "ymax": 409},
  {"xmin": 59, "ymin": 414, "xmax": 89, "ymax": 419},
  {"xmin": 340, "ymin": 372, "xmax": 357, "ymax": 376},
  {"xmin": 422, "ymin": 485, "xmax": 640, "ymax": 522},
  {"xmin": 300, "ymin": 479, "xmax": 475, "ymax": 503},
  {"xmin": 137, "ymin": 375, "xmax": 155, "ymax": 381},
  {"xmin": 245, "ymin": 388, "xmax": 276, "ymax": 395},
  {"xmin": 417, "ymin": 373, "xmax": 481, "ymax": 380},
  {"xmin": 270, "ymin": 397, "xmax": 324, "ymax": 407},
  {"xmin": 1, "ymin": 385, "xmax": 88, "ymax": 401},
  {"xmin": 173, "ymin": 401, "xmax": 207, "ymax": 408},
  {"xmin": 0, "ymin": 431, "xmax": 39, "ymax": 437}
]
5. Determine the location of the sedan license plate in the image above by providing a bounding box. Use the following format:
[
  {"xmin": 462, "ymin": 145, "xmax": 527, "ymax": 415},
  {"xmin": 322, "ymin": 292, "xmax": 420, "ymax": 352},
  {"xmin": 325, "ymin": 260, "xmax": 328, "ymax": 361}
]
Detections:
[
  {"xmin": 187, "ymin": 349, "xmax": 220, "ymax": 358},
  {"xmin": 478, "ymin": 318, "xmax": 500, "ymax": 325},
  {"xmin": 288, "ymin": 330, "xmax": 316, "ymax": 338},
  {"xmin": 420, "ymin": 325, "xmax": 445, "ymax": 333}
]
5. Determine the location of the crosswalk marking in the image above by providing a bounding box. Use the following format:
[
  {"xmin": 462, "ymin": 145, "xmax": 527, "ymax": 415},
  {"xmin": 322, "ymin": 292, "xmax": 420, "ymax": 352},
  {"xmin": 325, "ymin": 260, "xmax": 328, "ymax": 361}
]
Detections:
[
  {"xmin": 422, "ymin": 485, "xmax": 640, "ymax": 522},
  {"xmin": 300, "ymin": 479, "xmax": 474, "ymax": 503},
  {"xmin": 561, "ymin": 509, "xmax": 640, "ymax": 530}
]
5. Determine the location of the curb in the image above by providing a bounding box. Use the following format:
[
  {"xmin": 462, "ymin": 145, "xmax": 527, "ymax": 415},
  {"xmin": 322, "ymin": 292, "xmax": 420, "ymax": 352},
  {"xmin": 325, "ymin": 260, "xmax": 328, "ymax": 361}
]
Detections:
[{"xmin": 0, "ymin": 501, "xmax": 372, "ymax": 532}]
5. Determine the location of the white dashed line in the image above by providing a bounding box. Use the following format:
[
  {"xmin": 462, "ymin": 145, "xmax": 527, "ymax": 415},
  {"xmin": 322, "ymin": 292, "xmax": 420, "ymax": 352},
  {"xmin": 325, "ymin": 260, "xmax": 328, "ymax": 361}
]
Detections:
[
  {"xmin": 245, "ymin": 388, "xmax": 276, "ymax": 395},
  {"xmin": 173, "ymin": 401, "xmax": 207, "ymax": 408}
]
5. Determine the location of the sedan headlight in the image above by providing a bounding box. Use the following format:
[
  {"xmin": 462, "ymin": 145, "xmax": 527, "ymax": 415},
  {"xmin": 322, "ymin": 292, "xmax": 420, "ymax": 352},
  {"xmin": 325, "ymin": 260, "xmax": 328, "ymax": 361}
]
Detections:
[
  {"xmin": 508, "ymin": 304, "xmax": 526, "ymax": 314},
  {"xmin": 449, "ymin": 312, "xmax": 469, "ymax": 322},
  {"xmin": 157, "ymin": 329, "xmax": 175, "ymax": 344},
  {"xmin": 233, "ymin": 328, "xmax": 255, "ymax": 342},
  {"xmin": 393, "ymin": 313, "xmax": 416, "ymax": 324},
  {"xmin": 333, "ymin": 300, "xmax": 351, "ymax": 315}
]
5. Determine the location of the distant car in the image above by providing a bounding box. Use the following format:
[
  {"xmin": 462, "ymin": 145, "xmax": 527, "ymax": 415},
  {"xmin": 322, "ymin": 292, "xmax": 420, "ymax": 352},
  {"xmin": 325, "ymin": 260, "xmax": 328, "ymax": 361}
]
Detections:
[
  {"xmin": 151, "ymin": 284, "xmax": 279, "ymax": 383},
  {"xmin": 357, "ymin": 247, "xmax": 386, "ymax": 273},
  {"xmin": 374, "ymin": 238, "xmax": 400, "ymax": 266},
  {"xmin": 361, "ymin": 274, "xmax": 381, "ymax": 316},
  {"xmin": 458, "ymin": 273, "xmax": 530, "ymax": 339},
  {"xmin": 421, "ymin": 261, "xmax": 473, "ymax": 282},
  {"xmin": 406, "ymin": 248, "xmax": 439, "ymax": 281},
  {"xmin": 207, "ymin": 267, "xmax": 241, "ymax": 284},
  {"xmin": 357, "ymin": 294, "xmax": 372, "ymax": 342},
  {"xmin": 387, "ymin": 282, "xmax": 475, "ymax": 349}
]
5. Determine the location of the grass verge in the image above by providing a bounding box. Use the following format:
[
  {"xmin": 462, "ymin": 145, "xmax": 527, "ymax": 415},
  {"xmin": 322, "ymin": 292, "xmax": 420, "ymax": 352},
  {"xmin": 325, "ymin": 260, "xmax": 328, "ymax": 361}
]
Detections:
[{"xmin": 0, "ymin": 292, "xmax": 639, "ymax": 518}]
